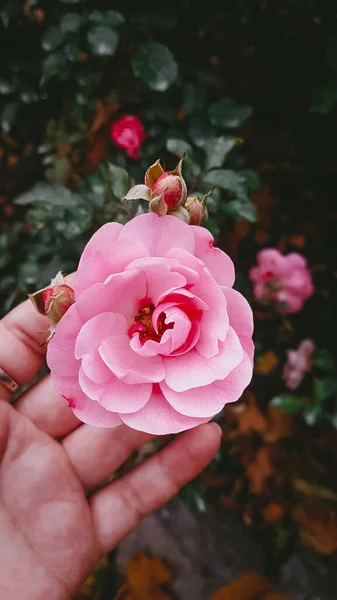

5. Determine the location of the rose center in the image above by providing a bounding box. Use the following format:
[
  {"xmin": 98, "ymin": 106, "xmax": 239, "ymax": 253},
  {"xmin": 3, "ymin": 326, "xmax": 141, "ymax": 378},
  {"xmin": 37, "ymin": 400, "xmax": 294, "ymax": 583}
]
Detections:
[{"xmin": 129, "ymin": 303, "xmax": 174, "ymax": 344}]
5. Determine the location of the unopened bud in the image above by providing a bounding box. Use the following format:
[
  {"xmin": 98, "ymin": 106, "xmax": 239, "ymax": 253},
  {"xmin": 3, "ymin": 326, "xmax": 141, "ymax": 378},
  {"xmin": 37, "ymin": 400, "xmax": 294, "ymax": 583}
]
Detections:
[
  {"xmin": 29, "ymin": 271, "xmax": 74, "ymax": 343},
  {"xmin": 41, "ymin": 284, "xmax": 75, "ymax": 323},
  {"xmin": 169, "ymin": 206, "xmax": 190, "ymax": 224},
  {"xmin": 150, "ymin": 158, "xmax": 187, "ymax": 210},
  {"xmin": 149, "ymin": 193, "xmax": 167, "ymax": 216},
  {"xmin": 185, "ymin": 196, "xmax": 208, "ymax": 226}
]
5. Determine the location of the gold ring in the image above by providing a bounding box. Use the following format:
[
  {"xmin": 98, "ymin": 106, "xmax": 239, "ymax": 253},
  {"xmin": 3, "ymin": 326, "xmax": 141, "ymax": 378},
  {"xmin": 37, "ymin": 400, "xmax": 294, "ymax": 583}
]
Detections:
[{"xmin": 0, "ymin": 367, "xmax": 19, "ymax": 393}]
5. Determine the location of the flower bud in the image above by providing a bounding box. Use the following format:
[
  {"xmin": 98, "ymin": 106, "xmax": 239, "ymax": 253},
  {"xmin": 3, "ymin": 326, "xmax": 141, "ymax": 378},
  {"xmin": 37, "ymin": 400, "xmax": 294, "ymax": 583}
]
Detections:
[
  {"xmin": 149, "ymin": 193, "xmax": 167, "ymax": 216},
  {"xmin": 41, "ymin": 284, "xmax": 75, "ymax": 323},
  {"xmin": 169, "ymin": 206, "xmax": 190, "ymax": 224},
  {"xmin": 185, "ymin": 196, "xmax": 208, "ymax": 226},
  {"xmin": 150, "ymin": 158, "xmax": 187, "ymax": 210},
  {"xmin": 29, "ymin": 272, "xmax": 75, "ymax": 343}
]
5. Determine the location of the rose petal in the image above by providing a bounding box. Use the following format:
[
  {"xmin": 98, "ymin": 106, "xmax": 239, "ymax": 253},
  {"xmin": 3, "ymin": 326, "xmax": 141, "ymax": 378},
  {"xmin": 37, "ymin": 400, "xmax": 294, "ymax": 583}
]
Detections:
[
  {"xmin": 74, "ymin": 391, "xmax": 122, "ymax": 427},
  {"xmin": 50, "ymin": 372, "xmax": 121, "ymax": 427},
  {"xmin": 47, "ymin": 304, "xmax": 83, "ymax": 376},
  {"xmin": 192, "ymin": 270, "xmax": 229, "ymax": 358},
  {"xmin": 222, "ymin": 287, "xmax": 254, "ymax": 363},
  {"xmin": 76, "ymin": 270, "xmax": 146, "ymax": 322},
  {"xmin": 119, "ymin": 213, "xmax": 195, "ymax": 257},
  {"xmin": 256, "ymin": 248, "xmax": 287, "ymax": 276},
  {"xmin": 192, "ymin": 226, "xmax": 235, "ymax": 287},
  {"xmin": 75, "ymin": 239, "xmax": 149, "ymax": 298},
  {"xmin": 120, "ymin": 385, "xmax": 210, "ymax": 434},
  {"xmin": 161, "ymin": 352, "xmax": 252, "ymax": 417},
  {"xmin": 125, "ymin": 257, "xmax": 186, "ymax": 304},
  {"xmin": 99, "ymin": 334, "xmax": 165, "ymax": 384},
  {"xmin": 81, "ymin": 351, "xmax": 112, "ymax": 384},
  {"xmin": 78, "ymin": 367, "xmax": 152, "ymax": 413},
  {"xmin": 78, "ymin": 222, "xmax": 123, "ymax": 268},
  {"xmin": 75, "ymin": 312, "xmax": 127, "ymax": 359},
  {"xmin": 164, "ymin": 326, "xmax": 243, "ymax": 392}
]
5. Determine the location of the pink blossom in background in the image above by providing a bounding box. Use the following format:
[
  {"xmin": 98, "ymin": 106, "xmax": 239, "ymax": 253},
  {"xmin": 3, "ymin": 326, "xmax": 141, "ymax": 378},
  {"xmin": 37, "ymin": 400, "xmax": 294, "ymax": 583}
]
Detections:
[
  {"xmin": 47, "ymin": 213, "xmax": 254, "ymax": 435},
  {"xmin": 283, "ymin": 338, "xmax": 315, "ymax": 390},
  {"xmin": 249, "ymin": 248, "xmax": 313, "ymax": 314},
  {"xmin": 111, "ymin": 115, "xmax": 145, "ymax": 159}
]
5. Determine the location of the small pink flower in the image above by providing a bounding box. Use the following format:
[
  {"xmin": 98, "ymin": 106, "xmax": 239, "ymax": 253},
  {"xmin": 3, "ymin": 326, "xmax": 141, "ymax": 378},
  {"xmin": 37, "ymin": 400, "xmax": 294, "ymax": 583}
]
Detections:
[
  {"xmin": 111, "ymin": 115, "xmax": 145, "ymax": 159},
  {"xmin": 283, "ymin": 339, "xmax": 315, "ymax": 390},
  {"xmin": 47, "ymin": 213, "xmax": 254, "ymax": 434},
  {"xmin": 249, "ymin": 248, "xmax": 313, "ymax": 314}
]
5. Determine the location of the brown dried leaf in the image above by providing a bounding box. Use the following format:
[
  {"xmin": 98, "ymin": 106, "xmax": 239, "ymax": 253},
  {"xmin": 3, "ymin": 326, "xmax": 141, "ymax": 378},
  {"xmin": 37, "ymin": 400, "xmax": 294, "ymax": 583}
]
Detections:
[
  {"xmin": 294, "ymin": 503, "xmax": 337, "ymax": 555},
  {"xmin": 211, "ymin": 570, "xmax": 272, "ymax": 600},
  {"xmin": 264, "ymin": 406, "xmax": 294, "ymax": 442},
  {"xmin": 114, "ymin": 552, "xmax": 173, "ymax": 600},
  {"xmin": 236, "ymin": 393, "xmax": 268, "ymax": 435},
  {"xmin": 246, "ymin": 446, "xmax": 275, "ymax": 495},
  {"xmin": 262, "ymin": 503, "xmax": 285, "ymax": 523},
  {"xmin": 255, "ymin": 350, "xmax": 279, "ymax": 375}
]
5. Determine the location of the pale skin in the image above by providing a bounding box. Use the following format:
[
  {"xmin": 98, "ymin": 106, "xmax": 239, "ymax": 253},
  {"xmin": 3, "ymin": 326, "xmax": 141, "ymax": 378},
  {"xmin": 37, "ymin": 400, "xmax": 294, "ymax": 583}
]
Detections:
[{"xmin": 0, "ymin": 298, "xmax": 221, "ymax": 599}]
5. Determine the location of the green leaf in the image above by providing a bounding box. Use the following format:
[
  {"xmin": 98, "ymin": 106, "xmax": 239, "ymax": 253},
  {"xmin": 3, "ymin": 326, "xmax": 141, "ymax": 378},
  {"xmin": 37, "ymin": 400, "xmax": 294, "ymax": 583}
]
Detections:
[
  {"xmin": 87, "ymin": 26, "xmax": 119, "ymax": 56},
  {"xmin": 42, "ymin": 53, "xmax": 67, "ymax": 82},
  {"xmin": 188, "ymin": 118, "xmax": 216, "ymax": 148},
  {"xmin": 166, "ymin": 139, "xmax": 192, "ymax": 158},
  {"xmin": 60, "ymin": 13, "xmax": 83, "ymax": 34},
  {"xmin": 15, "ymin": 183, "xmax": 78, "ymax": 208},
  {"xmin": 0, "ymin": 102, "xmax": 18, "ymax": 133},
  {"xmin": 0, "ymin": 78, "xmax": 15, "ymax": 94},
  {"xmin": 64, "ymin": 43, "xmax": 80, "ymax": 62},
  {"xmin": 144, "ymin": 101, "xmax": 175, "ymax": 122},
  {"xmin": 108, "ymin": 164, "xmax": 129, "ymax": 199},
  {"xmin": 314, "ymin": 348, "xmax": 336, "ymax": 371},
  {"xmin": 89, "ymin": 10, "xmax": 124, "ymax": 27},
  {"xmin": 183, "ymin": 82, "xmax": 207, "ymax": 115},
  {"xmin": 311, "ymin": 80, "xmax": 337, "ymax": 115},
  {"xmin": 225, "ymin": 200, "xmax": 257, "ymax": 222},
  {"xmin": 20, "ymin": 86, "xmax": 39, "ymax": 104},
  {"xmin": 132, "ymin": 42, "xmax": 178, "ymax": 92},
  {"xmin": 314, "ymin": 377, "xmax": 337, "ymax": 404},
  {"xmin": 304, "ymin": 405, "xmax": 322, "ymax": 426},
  {"xmin": 208, "ymin": 97, "xmax": 253, "ymax": 129},
  {"xmin": 205, "ymin": 136, "xmax": 236, "ymax": 170},
  {"xmin": 270, "ymin": 394, "xmax": 305, "ymax": 413},
  {"xmin": 0, "ymin": 1, "xmax": 20, "ymax": 27},
  {"xmin": 241, "ymin": 169, "xmax": 261, "ymax": 191},
  {"xmin": 41, "ymin": 26, "xmax": 64, "ymax": 52},
  {"xmin": 66, "ymin": 205, "xmax": 93, "ymax": 236},
  {"xmin": 203, "ymin": 169, "xmax": 245, "ymax": 194},
  {"xmin": 328, "ymin": 412, "xmax": 337, "ymax": 429}
]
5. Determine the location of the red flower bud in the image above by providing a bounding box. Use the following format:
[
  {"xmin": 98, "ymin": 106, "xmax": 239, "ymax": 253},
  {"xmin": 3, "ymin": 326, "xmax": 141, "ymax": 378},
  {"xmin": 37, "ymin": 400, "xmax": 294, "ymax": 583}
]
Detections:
[
  {"xmin": 149, "ymin": 157, "xmax": 187, "ymax": 210},
  {"xmin": 151, "ymin": 173, "xmax": 184, "ymax": 209},
  {"xmin": 111, "ymin": 115, "xmax": 145, "ymax": 160},
  {"xmin": 29, "ymin": 272, "xmax": 75, "ymax": 343},
  {"xmin": 41, "ymin": 284, "xmax": 75, "ymax": 324},
  {"xmin": 185, "ymin": 196, "xmax": 208, "ymax": 226}
]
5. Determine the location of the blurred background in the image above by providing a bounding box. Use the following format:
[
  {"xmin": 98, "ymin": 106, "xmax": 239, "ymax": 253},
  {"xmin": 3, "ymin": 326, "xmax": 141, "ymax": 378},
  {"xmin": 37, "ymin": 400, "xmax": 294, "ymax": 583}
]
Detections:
[{"xmin": 1, "ymin": 1, "xmax": 337, "ymax": 598}]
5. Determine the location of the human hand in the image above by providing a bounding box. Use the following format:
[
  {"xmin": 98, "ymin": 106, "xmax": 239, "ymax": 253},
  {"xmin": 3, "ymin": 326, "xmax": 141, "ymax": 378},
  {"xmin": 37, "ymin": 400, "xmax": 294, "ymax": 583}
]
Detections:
[{"xmin": 0, "ymin": 298, "xmax": 221, "ymax": 599}]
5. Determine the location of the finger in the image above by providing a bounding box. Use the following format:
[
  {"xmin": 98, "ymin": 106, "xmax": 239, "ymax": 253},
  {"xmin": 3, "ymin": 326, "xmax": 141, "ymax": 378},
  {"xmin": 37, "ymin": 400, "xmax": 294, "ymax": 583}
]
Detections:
[
  {"xmin": 0, "ymin": 273, "xmax": 75, "ymax": 402},
  {"xmin": 62, "ymin": 424, "xmax": 154, "ymax": 489},
  {"xmin": 16, "ymin": 375, "xmax": 81, "ymax": 439},
  {"xmin": 90, "ymin": 422, "xmax": 221, "ymax": 553},
  {"xmin": 0, "ymin": 300, "xmax": 49, "ymax": 401}
]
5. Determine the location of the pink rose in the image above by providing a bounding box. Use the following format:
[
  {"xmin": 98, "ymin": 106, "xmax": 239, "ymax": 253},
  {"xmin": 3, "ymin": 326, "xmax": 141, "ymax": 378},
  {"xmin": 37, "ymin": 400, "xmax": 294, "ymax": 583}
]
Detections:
[
  {"xmin": 47, "ymin": 213, "xmax": 254, "ymax": 434},
  {"xmin": 111, "ymin": 115, "xmax": 145, "ymax": 159},
  {"xmin": 249, "ymin": 248, "xmax": 313, "ymax": 314},
  {"xmin": 283, "ymin": 338, "xmax": 315, "ymax": 390}
]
